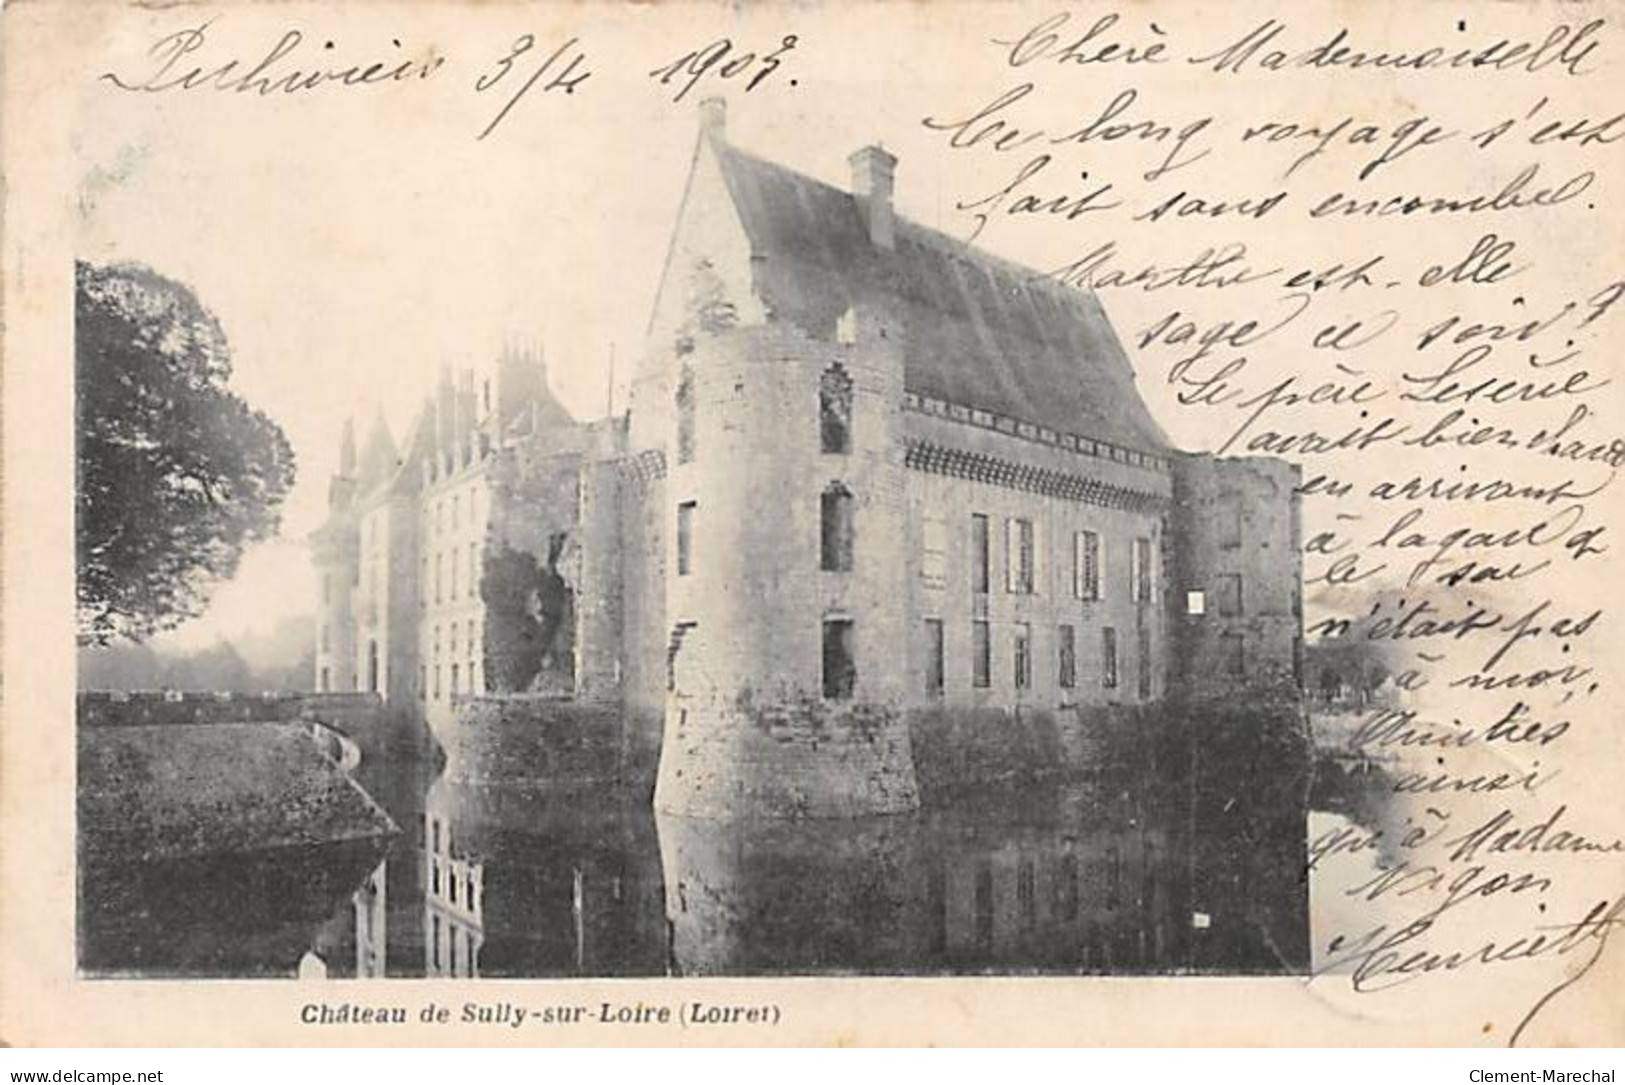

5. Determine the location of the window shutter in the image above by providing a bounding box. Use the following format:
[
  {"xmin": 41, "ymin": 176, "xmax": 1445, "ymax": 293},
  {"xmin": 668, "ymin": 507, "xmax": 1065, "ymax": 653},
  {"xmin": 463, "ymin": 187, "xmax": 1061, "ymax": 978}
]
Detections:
[
  {"xmin": 1031, "ymin": 522, "xmax": 1042, "ymax": 595},
  {"xmin": 1005, "ymin": 518, "xmax": 1017, "ymax": 593},
  {"xmin": 1097, "ymin": 535, "xmax": 1107, "ymax": 602},
  {"xmin": 1130, "ymin": 541, "xmax": 1142, "ymax": 605}
]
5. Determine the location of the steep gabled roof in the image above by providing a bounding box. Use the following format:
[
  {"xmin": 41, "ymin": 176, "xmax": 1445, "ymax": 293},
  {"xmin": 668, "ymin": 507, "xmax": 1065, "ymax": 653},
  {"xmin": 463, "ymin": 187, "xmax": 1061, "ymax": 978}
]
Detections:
[{"xmin": 708, "ymin": 143, "xmax": 1168, "ymax": 454}]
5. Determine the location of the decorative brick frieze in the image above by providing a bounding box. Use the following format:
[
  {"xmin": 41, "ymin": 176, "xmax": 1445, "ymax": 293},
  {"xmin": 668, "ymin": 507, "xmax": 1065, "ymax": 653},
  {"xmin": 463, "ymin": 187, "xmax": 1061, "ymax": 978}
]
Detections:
[
  {"xmin": 902, "ymin": 391, "xmax": 1169, "ymax": 474},
  {"xmin": 904, "ymin": 439, "xmax": 1169, "ymax": 513}
]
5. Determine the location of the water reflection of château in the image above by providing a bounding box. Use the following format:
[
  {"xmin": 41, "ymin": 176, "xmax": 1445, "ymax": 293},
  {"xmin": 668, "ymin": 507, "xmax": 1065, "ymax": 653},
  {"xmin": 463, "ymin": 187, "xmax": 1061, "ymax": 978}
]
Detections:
[{"xmin": 360, "ymin": 769, "xmax": 1309, "ymax": 978}]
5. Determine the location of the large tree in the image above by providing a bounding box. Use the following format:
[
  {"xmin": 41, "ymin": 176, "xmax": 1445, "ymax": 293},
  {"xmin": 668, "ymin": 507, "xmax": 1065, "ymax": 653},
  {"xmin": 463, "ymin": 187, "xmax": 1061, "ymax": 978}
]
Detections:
[{"xmin": 76, "ymin": 261, "xmax": 295, "ymax": 645}]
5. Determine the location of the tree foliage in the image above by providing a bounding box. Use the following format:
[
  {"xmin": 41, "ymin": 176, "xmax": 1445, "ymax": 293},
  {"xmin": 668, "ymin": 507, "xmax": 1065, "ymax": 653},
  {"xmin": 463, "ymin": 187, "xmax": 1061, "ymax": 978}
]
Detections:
[
  {"xmin": 76, "ymin": 261, "xmax": 296, "ymax": 645},
  {"xmin": 479, "ymin": 535, "xmax": 574, "ymax": 694}
]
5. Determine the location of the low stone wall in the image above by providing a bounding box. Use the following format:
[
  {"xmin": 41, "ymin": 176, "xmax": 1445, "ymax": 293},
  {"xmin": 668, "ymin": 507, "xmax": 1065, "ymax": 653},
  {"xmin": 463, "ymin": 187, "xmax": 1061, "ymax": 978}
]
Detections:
[
  {"xmin": 442, "ymin": 695, "xmax": 626, "ymax": 787},
  {"xmin": 75, "ymin": 691, "xmax": 429, "ymax": 769},
  {"xmin": 655, "ymin": 695, "xmax": 920, "ymax": 819},
  {"xmin": 78, "ymin": 691, "xmax": 308, "ymax": 727}
]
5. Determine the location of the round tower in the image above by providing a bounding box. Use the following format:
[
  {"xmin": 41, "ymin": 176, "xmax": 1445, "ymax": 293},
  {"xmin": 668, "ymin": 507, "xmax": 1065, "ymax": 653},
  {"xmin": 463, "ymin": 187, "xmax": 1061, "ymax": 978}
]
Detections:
[{"xmin": 654, "ymin": 302, "xmax": 919, "ymax": 818}]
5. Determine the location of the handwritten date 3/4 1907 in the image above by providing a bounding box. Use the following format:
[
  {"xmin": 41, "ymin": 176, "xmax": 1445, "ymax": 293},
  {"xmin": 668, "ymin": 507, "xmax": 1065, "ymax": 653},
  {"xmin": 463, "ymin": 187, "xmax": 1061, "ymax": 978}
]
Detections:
[{"xmin": 97, "ymin": 18, "xmax": 800, "ymax": 141}]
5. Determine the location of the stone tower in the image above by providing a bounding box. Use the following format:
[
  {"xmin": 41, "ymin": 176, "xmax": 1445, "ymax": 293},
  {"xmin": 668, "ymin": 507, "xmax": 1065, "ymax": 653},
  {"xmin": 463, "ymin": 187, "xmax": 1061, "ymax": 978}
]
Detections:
[{"xmin": 645, "ymin": 101, "xmax": 920, "ymax": 818}]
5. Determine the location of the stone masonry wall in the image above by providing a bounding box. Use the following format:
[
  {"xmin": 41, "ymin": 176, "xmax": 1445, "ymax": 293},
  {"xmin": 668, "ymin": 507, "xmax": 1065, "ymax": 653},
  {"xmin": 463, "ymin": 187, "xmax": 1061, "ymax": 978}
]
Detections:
[{"xmin": 1166, "ymin": 454, "xmax": 1304, "ymax": 702}]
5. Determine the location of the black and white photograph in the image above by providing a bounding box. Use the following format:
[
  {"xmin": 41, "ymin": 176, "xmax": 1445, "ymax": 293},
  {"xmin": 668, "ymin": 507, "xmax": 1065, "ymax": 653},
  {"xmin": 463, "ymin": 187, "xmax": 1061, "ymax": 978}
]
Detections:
[{"xmin": 5, "ymin": 0, "xmax": 1624, "ymax": 1049}]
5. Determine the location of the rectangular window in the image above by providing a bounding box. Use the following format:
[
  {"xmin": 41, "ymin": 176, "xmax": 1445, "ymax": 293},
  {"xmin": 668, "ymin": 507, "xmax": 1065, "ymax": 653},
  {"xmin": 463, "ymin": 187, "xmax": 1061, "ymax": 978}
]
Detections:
[
  {"xmin": 1074, "ymin": 530, "xmax": 1102, "ymax": 601},
  {"xmin": 1219, "ymin": 497, "xmax": 1243, "ymax": 549},
  {"xmin": 1132, "ymin": 537, "xmax": 1153, "ymax": 605},
  {"xmin": 677, "ymin": 501, "xmax": 696, "ymax": 576},
  {"xmin": 822, "ymin": 619, "xmax": 855, "ymax": 700},
  {"xmin": 1223, "ymin": 632, "xmax": 1245, "ymax": 677},
  {"xmin": 468, "ymin": 545, "xmax": 478, "ymax": 599},
  {"xmin": 319, "ymin": 666, "xmax": 330, "ymax": 693},
  {"xmin": 1006, "ymin": 517, "xmax": 1034, "ymax": 594},
  {"xmin": 972, "ymin": 620, "xmax": 991, "ymax": 688},
  {"xmin": 1102, "ymin": 627, "xmax": 1119, "ymax": 689},
  {"xmin": 821, "ymin": 486, "xmax": 854, "ymax": 572},
  {"xmin": 1138, "ymin": 625, "xmax": 1152, "ymax": 699},
  {"xmin": 1186, "ymin": 590, "xmax": 1206, "ymax": 616},
  {"xmin": 451, "ymin": 663, "xmax": 460, "ymax": 696},
  {"xmin": 1058, "ymin": 624, "xmax": 1076, "ymax": 689},
  {"xmin": 1216, "ymin": 573, "xmax": 1243, "ymax": 617},
  {"xmin": 1014, "ymin": 622, "xmax": 1032, "ymax": 690},
  {"xmin": 921, "ymin": 512, "xmax": 947, "ymax": 590},
  {"xmin": 924, "ymin": 618, "xmax": 944, "ymax": 695},
  {"xmin": 419, "ymin": 665, "xmax": 426, "ymax": 700},
  {"xmin": 433, "ymin": 665, "xmax": 441, "ymax": 699},
  {"xmin": 971, "ymin": 514, "xmax": 990, "ymax": 594},
  {"xmin": 435, "ymin": 553, "xmax": 443, "ymax": 603},
  {"xmin": 450, "ymin": 559, "xmax": 459, "ymax": 601}
]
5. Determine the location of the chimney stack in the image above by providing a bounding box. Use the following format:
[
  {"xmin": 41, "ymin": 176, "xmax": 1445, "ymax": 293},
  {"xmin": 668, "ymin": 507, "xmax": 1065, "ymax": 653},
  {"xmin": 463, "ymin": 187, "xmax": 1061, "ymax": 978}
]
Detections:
[
  {"xmin": 848, "ymin": 145, "xmax": 897, "ymax": 250},
  {"xmin": 698, "ymin": 97, "xmax": 727, "ymax": 143}
]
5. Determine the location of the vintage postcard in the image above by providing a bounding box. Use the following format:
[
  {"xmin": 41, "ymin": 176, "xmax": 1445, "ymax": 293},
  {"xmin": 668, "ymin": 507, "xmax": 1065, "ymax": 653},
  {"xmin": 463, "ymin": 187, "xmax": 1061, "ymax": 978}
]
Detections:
[{"xmin": 2, "ymin": 0, "xmax": 1623, "ymax": 1047}]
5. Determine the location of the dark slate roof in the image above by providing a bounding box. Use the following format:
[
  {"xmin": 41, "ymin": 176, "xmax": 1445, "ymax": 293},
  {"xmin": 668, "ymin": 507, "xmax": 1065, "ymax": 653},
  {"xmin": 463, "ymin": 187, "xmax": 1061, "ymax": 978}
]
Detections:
[
  {"xmin": 78, "ymin": 723, "xmax": 398, "ymax": 865},
  {"xmin": 711, "ymin": 144, "xmax": 1169, "ymax": 454}
]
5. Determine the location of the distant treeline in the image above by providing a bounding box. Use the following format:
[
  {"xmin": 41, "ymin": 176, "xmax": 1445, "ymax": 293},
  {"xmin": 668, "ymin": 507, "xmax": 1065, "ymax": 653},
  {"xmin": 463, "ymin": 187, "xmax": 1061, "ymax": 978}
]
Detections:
[{"xmin": 78, "ymin": 616, "xmax": 315, "ymax": 694}]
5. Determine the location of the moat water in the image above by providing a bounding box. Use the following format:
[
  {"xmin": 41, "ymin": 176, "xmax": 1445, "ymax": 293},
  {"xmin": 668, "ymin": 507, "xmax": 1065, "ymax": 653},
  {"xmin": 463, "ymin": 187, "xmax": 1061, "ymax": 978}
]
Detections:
[{"xmin": 80, "ymin": 745, "xmax": 1322, "ymax": 978}]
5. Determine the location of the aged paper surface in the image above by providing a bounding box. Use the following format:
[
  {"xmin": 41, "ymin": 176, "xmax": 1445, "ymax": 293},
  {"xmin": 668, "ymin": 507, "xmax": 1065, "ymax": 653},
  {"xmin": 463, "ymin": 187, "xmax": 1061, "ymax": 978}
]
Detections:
[{"xmin": 3, "ymin": 0, "xmax": 1624, "ymax": 1047}]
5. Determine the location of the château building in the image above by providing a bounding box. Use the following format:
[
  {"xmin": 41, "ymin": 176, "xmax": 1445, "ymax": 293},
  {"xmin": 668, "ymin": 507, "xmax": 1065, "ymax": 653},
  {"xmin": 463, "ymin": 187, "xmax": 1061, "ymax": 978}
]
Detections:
[{"xmin": 311, "ymin": 99, "xmax": 1304, "ymax": 819}]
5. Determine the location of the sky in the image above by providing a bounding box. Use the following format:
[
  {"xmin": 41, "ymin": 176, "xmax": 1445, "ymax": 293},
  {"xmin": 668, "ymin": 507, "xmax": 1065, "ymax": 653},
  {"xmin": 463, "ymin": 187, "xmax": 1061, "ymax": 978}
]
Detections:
[{"xmin": 71, "ymin": 4, "xmax": 1028, "ymax": 650}]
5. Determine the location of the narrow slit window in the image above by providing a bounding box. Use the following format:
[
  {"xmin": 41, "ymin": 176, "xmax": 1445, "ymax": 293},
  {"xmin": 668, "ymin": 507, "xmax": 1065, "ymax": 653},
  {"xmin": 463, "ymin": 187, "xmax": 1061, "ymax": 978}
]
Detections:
[
  {"xmin": 1014, "ymin": 622, "xmax": 1032, "ymax": 690},
  {"xmin": 972, "ymin": 620, "xmax": 991, "ymax": 689},
  {"xmin": 1102, "ymin": 627, "xmax": 1119, "ymax": 689},
  {"xmin": 677, "ymin": 501, "xmax": 696, "ymax": 576},
  {"xmin": 924, "ymin": 618, "xmax": 945, "ymax": 695},
  {"xmin": 1138, "ymin": 625, "xmax": 1152, "ymax": 699},
  {"xmin": 1058, "ymin": 624, "xmax": 1076, "ymax": 689}
]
